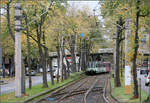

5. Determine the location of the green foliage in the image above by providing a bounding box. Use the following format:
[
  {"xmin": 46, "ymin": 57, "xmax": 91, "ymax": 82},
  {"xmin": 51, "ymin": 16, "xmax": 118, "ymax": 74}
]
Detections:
[
  {"xmin": 101, "ymin": 0, "xmax": 150, "ymax": 60},
  {"xmin": 1, "ymin": 0, "xmax": 108, "ymax": 58}
]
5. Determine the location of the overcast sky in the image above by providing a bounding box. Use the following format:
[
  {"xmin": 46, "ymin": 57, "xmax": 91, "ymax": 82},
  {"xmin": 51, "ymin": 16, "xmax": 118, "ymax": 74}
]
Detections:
[
  {"xmin": 0, "ymin": 1, "xmax": 102, "ymax": 21},
  {"xmin": 67, "ymin": 1, "xmax": 102, "ymax": 20}
]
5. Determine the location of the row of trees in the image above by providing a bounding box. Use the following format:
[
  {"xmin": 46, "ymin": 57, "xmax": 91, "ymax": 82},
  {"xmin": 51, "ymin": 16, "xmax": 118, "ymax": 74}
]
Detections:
[
  {"xmin": 0, "ymin": 0, "xmax": 108, "ymax": 93},
  {"xmin": 101, "ymin": 0, "xmax": 150, "ymax": 98}
]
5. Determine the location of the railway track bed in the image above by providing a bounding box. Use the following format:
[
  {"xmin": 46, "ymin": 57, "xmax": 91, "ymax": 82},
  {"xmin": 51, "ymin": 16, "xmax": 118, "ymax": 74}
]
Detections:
[{"xmin": 36, "ymin": 74, "xmax": 109, "ymax": 103}]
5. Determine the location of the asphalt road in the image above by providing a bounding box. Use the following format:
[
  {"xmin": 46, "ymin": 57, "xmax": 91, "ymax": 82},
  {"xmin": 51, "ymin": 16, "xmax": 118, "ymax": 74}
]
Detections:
[
  {"xmin": 137, "ymin": 68, "xmax": 150, "ymax": 94},
  {"xmin": 0, "ymin": 74, "xmax": 51, "ymax": 94}
]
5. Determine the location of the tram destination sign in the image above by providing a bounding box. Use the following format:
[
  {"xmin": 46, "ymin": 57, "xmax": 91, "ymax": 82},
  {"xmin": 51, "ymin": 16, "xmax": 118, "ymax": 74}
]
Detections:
[{"xmin": 98, "ymin": 48, "xmax": 113, "ymax": 54}]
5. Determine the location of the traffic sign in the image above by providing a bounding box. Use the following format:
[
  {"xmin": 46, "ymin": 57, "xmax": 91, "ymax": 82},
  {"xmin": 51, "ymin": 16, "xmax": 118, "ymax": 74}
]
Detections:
[{"xmin": 80, "ymin": 33, "xmax": 84, "ymax": 37}]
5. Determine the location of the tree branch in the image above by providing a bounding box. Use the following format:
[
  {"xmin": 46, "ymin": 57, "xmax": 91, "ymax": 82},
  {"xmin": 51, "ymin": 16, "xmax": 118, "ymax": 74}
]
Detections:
[
  {"xmin": 119, "ymin": 37, "xmax": 125, "ymax": 43},
  {"xmin": 23, "ymin": 31, "xmax": 48, "ymax": 49},
  {"xmin": 6, "ymin": 2, "xmax": 15, "ymax": 42},
  {"xmin": 139, "ymin": 14, "xmax": 149, "ymax": 17}
]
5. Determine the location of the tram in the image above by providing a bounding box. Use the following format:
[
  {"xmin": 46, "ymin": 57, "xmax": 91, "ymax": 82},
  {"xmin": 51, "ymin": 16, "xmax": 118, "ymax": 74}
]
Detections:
[{"xmin": 85, "ymin": 61, "xmax": 111, "ymax": 75}]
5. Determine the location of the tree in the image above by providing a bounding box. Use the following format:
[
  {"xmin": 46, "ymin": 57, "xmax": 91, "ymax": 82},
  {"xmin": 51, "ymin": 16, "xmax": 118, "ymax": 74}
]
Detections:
[
  {"xmin": 101, "ymin": 0, "xmax": 126, "ymax": 87},
  {"xmin": 23, "ymin": 11, "xmax": 32, "ymax": 89},
  {"xmin": 101, "ymin": 0, "xmax": 150, "ymax": 98},
  {"xmin": 114, "ymin": 17, "xmax": 125, "ymax": 87}
]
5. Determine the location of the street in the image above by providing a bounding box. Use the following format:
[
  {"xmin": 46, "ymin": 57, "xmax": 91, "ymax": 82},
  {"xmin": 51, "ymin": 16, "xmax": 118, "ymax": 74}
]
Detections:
[{"xmin": 0, "ymin": 74, "xmax": 51, "ymax": 94}]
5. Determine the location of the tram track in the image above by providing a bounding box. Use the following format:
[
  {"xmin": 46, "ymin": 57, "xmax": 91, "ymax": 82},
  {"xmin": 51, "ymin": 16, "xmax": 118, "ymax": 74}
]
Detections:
[
  {"xmin": 84, "ymin": 74, "xmax": 109, "ymax": 103},
  {"xmin": 55, "ymin": 77, "xmax": 93, "ymax": 103},
  {"xmin": 84, "ymin": 78, "xmax": 99, "ymax": 103},
  {"xmin": 36, "ymin": 74, "xmax": 109, "ymax": 103}
]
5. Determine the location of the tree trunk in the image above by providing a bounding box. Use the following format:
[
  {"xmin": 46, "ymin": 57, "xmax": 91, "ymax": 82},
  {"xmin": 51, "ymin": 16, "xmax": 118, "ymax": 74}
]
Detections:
[
  {"xmin": 86, "ymin": 42, "xmax": 90, "ymax": 69},
  {"xmin": 115, "ymin": 37, "xmax": 121, "ymax": 87},
  {"xmin": 79, "ymin": 38, "xmax": 82, "ymax": 71},
  {"xmin": 36, "ymin": 20, "xmax": 48, "ymax": 88},
  {"xmin": 6, "ymin": 2, "xmax": 15, "ymax": 42},
  {"xmin": 70, "ymin": 35, "xmax": 76, "ymax": 72},
  {"xmin": 60, "ymin": 36, "xmax": 64, "ymax": 82},
  {"xmin": 21, "ymin": 57, "xmax": 26, "ymax": 94},
  {"xmin": 114, "ymin": 20, "xmax": 121, "ymax": 87},
  {"xmin": 10, "ymin": 57, "xmax": 15, "ymax": 77},
  {"xmin": 82, "ymin": 39, "xmax": 87, "ymax": 71},
  {"xmin": 56, "ymin": 45, "xmax": 60, "ymax": 83},
  {"xmin": 84, "ymin": 39, "xmax": 88, "ymax": 69},
  {"xmin": 81, "ymin": 39, "xmax": 84, "ymax": 71},
  {"xmin": 0, "ymin": 3, "xmax": 2, "ymax": 72},
  {"xmin": 78, "ymin": 54, "xmax": 81, "ymax": 72},
  {"xmin": 132, "ymin": 0, "xmax": 140, "ymax": 98},
  {"xmin": 24, "ymin": 12, "xmax": 32, "ymax": 89},
  {"xmin": 64, "ymin": 53, "xmax": 70, "ymax": 78},
  {"xmin": 2, "ymin": 59, "xmax": 5, "ymax": 78},
  {"xmin": 49, "ymin": 57, "xmax": 54, "ymax": 85},
  {"xmin": 120, "ymin": 42, "xmax": 123, "ymax": 78},
  {"xmin": 62, "ymin": 39, "xmax": 67, "ymax": 80},
  {"xmin": 43, "ymin": 32, "xmax": 49, "ymax": 88}
]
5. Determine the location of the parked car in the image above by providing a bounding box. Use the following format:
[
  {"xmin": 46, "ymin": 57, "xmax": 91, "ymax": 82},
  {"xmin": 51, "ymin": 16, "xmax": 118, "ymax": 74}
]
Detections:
[
  {"xmin": 26, "ymin": 70, "xmax": 36, "ymax": 76},
  {"xmin": 47, "ymin": 68, "xmax": 50, "ymax": 72},
  {"xmin": 53, "ymin": 66, "xmax": 60, "ymax": 78},
  {"xmin": 39, "ymin": 68, "xmax": 50, "ymax": 72},
  {"xmin": 39, "ymin": 68, "xmax": 43, "ymax": 73},
  {"xmin": 140, "ymin": 69, "xmax": 148, "ymax": 75},
  {"xmin": 145, "ymin": 73, "xmax": 150, "ymax": 86}
]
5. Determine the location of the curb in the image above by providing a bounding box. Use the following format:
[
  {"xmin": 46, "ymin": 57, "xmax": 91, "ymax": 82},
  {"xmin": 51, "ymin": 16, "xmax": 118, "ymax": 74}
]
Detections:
[
  {"xmin": 103, "ymin": 76, "xmax": 109, "ymax": 103},
  {"xmin": 22, "ymin": 74, "xmax": 86, "ymax": 103},
  {"xmin": 108, "ymin": 76, "xmax": 121, "ymax": 103}
]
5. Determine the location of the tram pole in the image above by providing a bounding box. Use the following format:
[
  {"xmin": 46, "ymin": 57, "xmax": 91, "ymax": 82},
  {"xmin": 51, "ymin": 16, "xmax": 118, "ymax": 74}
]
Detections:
[
  {"xmin": 0, "ymin": 6, "xmax": 2, "ymax": 71},
  {"xmin": 125, "ymin": 18, "xmax": 131, "ymax": 94},
  {"xmin": 14, "ymin": 2, "xmax": 22, "ymax": 97}
]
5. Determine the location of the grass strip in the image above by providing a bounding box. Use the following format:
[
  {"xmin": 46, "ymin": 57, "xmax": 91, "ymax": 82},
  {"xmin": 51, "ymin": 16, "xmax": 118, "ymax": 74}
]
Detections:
[
  {"xmin": 0, "ymin": 72, "xmax": 84, "ymax": 103},
  {"xmin": 110, "ymin": 74, "xmax": 148, "ymax": 103}
]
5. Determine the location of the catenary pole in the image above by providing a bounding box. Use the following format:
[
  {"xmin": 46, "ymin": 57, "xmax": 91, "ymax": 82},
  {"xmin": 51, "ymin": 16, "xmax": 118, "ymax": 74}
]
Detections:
[
  {"xmin": 0, "ymin": 5, "xmax": 2, "ymax": 70},
  {"xmin": 125, "ymin": 18, "xmax": 131, "ymax": 94},
  {"xmin": 14, "ymin": 2, "xmax": 22, "ymax": 97}
]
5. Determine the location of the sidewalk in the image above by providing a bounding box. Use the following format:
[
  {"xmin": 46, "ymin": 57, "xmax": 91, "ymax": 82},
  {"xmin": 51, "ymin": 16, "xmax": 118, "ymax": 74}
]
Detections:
[
  {"xmin": 0, "ymin": 76, "xmax": 15, "ymax": 84},
  {"xmin": 0, "ymin": 74, "xmax": 51, "ymax": 94},
  {"xmin": 0, "ymin": 72, "xmax": 84, "ymax": 103},
  {"xmin": 0, "ymin": 73, "xmax": 42, "ymax": 85}
]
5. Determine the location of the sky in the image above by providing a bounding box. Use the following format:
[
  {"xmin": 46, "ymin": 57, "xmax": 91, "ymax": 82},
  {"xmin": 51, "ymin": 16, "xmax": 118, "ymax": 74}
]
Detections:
[
  {"xmin": 0, "ymin": 1, "xmax": 103, "ymax": 22},
  {"xmin": 0, "ymin": 1, "xmax": 101, "ymax": 17},
  {"xmin": 67, "ymin": 1, "xmax": 102, "ymax": 20},
  {"xmin": 68, "ymin": 1, "xmax": 100, "ymax": 12}
]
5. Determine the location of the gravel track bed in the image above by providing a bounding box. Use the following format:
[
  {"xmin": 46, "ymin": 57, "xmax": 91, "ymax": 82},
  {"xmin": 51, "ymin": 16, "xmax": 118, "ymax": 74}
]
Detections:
[
  {"xmin": 38, "ymin": 74, "xmax": 108, "ymax": 103},
  {"xmin": 47, "ymin": 76, "xmax": 94, "ymax": 99},
  {"xmin": 85, "ymin": 74, "xmax": 108, "ymax": 103},
  {"xmin": 86, "ymin": 91, "xmax": 106, "ymax": 103}
]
